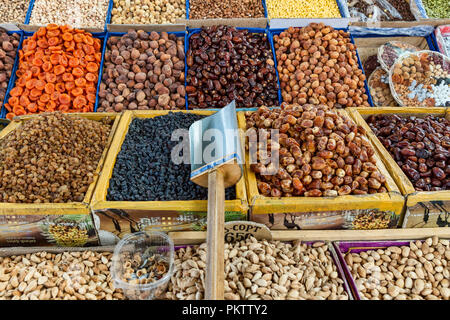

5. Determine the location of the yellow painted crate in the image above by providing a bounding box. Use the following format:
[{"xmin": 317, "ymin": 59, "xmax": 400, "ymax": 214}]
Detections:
[
  {"xmin": 238, "ymin": 109, "xmax": 405, "ymax": 230},
  {"xmin": 0, "ymin": 112, "xmax": 122, "ymax": 247},
  {"xmin": 91, "ymin": 110, "xmax": 248, "ymax": 240},
  {"xmin": 349, "ymin": 107, "xmax": 450, "ymax": 228}
]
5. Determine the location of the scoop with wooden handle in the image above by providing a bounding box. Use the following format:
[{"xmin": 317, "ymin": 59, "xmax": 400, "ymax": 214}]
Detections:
[{"xmin": 189, "ymin": 101, "xmax": 243, "ymax": 300}]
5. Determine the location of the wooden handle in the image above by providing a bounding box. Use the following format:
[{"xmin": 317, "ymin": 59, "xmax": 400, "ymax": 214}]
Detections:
[{"xmin": 205, "ymin": 169, "xmax": 225, "ymax": 300}]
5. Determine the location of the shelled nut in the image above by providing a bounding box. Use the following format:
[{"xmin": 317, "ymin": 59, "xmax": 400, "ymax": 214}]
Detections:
[
  {"xmin": 0, "ymin": 0, "xmax": 30, "ymax": 23},
  {"xmin": 111, "ymin": 0, "xmax": 186, "ymax": 25},
  {"xmin": 274, "ymin": 23, "xmax": 370, "ymax": 108},
  {"xmin": 345, "ymin": 237, "xmax": 450, "ymax": 300}
]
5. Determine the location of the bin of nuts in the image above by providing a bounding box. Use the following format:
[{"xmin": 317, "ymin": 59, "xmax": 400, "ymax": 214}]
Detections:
[
  {"xmin": 186, "ymin": 25, "xmax": 280, "ymax": 109},
  {"xmin": 4, "ymin": 25, "xmax": 103, "ymax": 120},
  {"xmin": 334, "ymin": 237, "xmax": 450, "ymax": 300},
  {"xmin": 273, "ymin": 23, "xmax": 371, "ymax": 108},
  {"xmin": 368, "ymin": 68, "xmax": 397, "ymax": 107},
  {"xmin": 91, "ymin": 110, "xmax": 248, "ymax": 236},
  {"xmin": 111, "ymin": 0, "xmax": 186, "ymax": 25},
  {"xmin": 0, "ymin": 246, "xmax": 125, "ymax": 300},
  {"xmin": 0, "ymin": 29, "xmax": 20, "ymax": 115},
  {"xmin": 29, "ymin": 0, "xmax": 110, "ymax": 30},
  {"xmin": 389, "ymin": 50, "xmax": 450, "ymax": 107},
  {"xmin": 0, "ymin": 0, "xmax": 31, "ymax": 24},
  {"xmin": 349, "ymin": 107, "xmax": 449, "ymax": 228},
  {"xmin": 240, "ymin": 104, "xmax": 404, "ymax": 230},
  {"xmin": 97, "ymin": 29, "xmax": 186, "ymax": 112},
  {"xmin": 165, "ymin": 237, "xmax": 352, "ymax": 300}
]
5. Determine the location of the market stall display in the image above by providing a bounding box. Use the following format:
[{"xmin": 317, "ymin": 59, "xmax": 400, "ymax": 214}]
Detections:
[
  {"xmin": 335, "ymin": 237, "xmax": 450, "ymax": 300},
  {"xmin": 266, "ymin": 0, "xmax": 342, "ymax": 19},
  {"xmin": 389, "ymin": 50, "xmax": 450, "ymax": 107},
  {"xmin": 29, "ymin": 0, "xmax": 110, "ymax": 30},
  {"xmin": 0, "ymin": 30, "xmax": 20, "ymax": 113},
  {"xmin": 188, "ymin": 0, "xmax": 265, "ymax": 19},
  {"xmin": 346, "ymin": 0, "xmax": 416, "ymax": 22},
  {"xmin": 91, "ymin": 110, "xmax": 248, "ymax": 237},
  {"xmin": 273, "ymin": 24, "xmax": 371, "ymax": 108},
  {"xmin": 0, "ymin": 0, "xmax": 31, "ymax": 24},
  {"xmin": 166, "ymin": 237, "xmax": 351, "ymax": 300},
  {"xmin": 4, "ymin": 25, "xmax": 102, "ymax": 120},
  {"xmin": 349, "ymin": 107, "xmax": 449, "ymax": 228},
  {"xmin": 97, "ymin": 30, "xmax": 186, "ymax": 112},
  {"xmin": 111, "ymin": 0, "xmax": 186, "ymax": 25},
  {"xmin": 378, "ymin": 41, "xmax": 420, "ymax": 72},
  {"xmin": 186, "ymin": 26, "xmax": 279, "ymax": 109},
  {"xmin": 240, "ymin": 104, "xmax": 404, "ymax": 230}
]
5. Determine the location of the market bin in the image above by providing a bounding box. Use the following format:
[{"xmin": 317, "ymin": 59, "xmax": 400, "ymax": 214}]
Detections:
[
  {"xmin": 333, "ymin": 237, "xmax": 450, "ymax": 300},
  {"xmin": 238, "ymin": 109, "xmax": 404, "ymax": 230},
  {"xmin": 91, "ymin": 110, "xmax": 248, "ymax": 241},
  {"xmin": 0, "ymin": 112, "xmax": 122, "ymax": 247},
  {"xmin": 348, "ymin": 107, "xmax": 450, "ymax": 228}
]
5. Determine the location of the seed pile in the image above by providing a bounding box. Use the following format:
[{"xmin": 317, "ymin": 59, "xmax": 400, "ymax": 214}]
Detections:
[
  {"xmin": 111, "ymin": 0, "xmax": 186, "ymax": 25},
  {"xmin": 0, "ymin": 0, "xmax": 30, "ymax": 23},
  {"xmin": 266, "ymin": 0, "xmax": 341, "ymax": 18},
  {"xmin": 189, "ymin": 0, "xmax": 265, "ymax": 19},
  {"xmin": 422, "ymin": 0, "xmax": 449, "ymax": 19},
  {"xmin": 0, "ymin": 113, "xmax": 112, "ymax": 203},
  {"xmin": 98, "ymin": 30, "xmax": 185, "ymax": 112},
  {"xmin": 107, "ymin": 112, "xmax": 236, "ymax": 201},
  {"xmin": 0, "ymin": 30, "xmax": 20, "ymax": 112},
  {"xmin": 246, "ymin": 104, "xmax": 388, "ymax": 197},
  {"xmin": 186, "ymin": 25, "xmax": 279, "ymax": 109},
  {"xmin": 366, "ymin": 114, "xmax": 450, "ymax": 191},
  {"xmin": 0, "ymin": 251, "xmax": 124, "ymax": 300},
  {"xmin": 5, "ymin": 25, "xmax": 102, "ymax": 120},
  {"xmin": 166, "ymin": 237, "xmax": 350, "ymax": 300},
  {"xmin": 345, "ymin": 237, "xmax": 450, "ymax": 300},
  {"xmin": 274, "ymin": 24, "xmax": 370, "ymax": 108},
  {"xmin": 29, "ymin": 0, "xmax": 109, "ymax": 29}
]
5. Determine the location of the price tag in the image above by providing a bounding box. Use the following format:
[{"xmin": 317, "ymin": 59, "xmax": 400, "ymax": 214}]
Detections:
[{"xmin": 224, "ymin": 221, "xmax": 272, "ymax": 243}]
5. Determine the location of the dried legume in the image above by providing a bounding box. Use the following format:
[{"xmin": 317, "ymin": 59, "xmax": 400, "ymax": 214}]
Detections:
[
  {"xmin": 266, "ymin": 0, "xmax": 341, "ymax": 18},
  {"xmin": 111, "ymin": 0, "xmax": 186, "ymax": 25}
]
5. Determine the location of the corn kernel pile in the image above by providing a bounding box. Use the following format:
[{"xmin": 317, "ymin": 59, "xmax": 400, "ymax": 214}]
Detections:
[{"xmin": 266, "ymin": 0, "xmax": 341, "ymax": 18}]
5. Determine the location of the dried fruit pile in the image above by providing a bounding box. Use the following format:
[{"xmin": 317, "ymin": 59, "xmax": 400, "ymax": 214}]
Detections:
[
  {"xmin": 366, "ymin": 114, "xmax": 450, "ymax": 191},
  {"xmin": 274, "ymin": 24, "xmax": 370, "ymax": 108},
  {"xmin": 107, "ymin": 112, "xmax": 236, "ymax": 201},
  {"xmin": 166, "ymin": 237, "xmax": 350, "ymax": 300},
  {"xmin": 0, "ymin": 29, "xmax": 20, "ymax": 112},
  {"xmin": 5, "ymin": 25, "xmax": 101, "ymax": 120},
  {"xmin": 246, "ymin": 104, "xmax": 388, "ymax": 197},
  {"xmin": 0, "ymin": 250, "xmax": 124, "ymax": 300},
  {"xmin": 98, "ymin": 30, "xmax": 185, "ymax": 112},
  {"xmin": 186, "ymin": 25, "xmax": 279, "ymax": 109},
  {"xmin": 345, "ymin": 237, "xmax": 450, "ymax": 300},
  {"xmin": 0, "ymin": 113, "xmax": 112, "ymax": 203}
]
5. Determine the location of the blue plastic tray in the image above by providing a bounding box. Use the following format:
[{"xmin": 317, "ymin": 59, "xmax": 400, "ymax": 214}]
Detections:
[
  {"xmin": 269, "ymin": 27, "xmax": 374, "ymax": 107},
  {"xmin": 24, "ymin": 0, "xmax": 35, "ymax": 24},
  {"xmin": 95, "ymin": 30, "xmax": 187, "ymax": 112},
  {"xmin": 0, "ymin": 31, "xmax": 24, "ymax": 119},
  {"xmin": 1, "ymin": 31, "xmax": 105, "ymax": 118},
  {"xmin": 185, "ymin": 27, "xmax": 282, "ymax": 111}
]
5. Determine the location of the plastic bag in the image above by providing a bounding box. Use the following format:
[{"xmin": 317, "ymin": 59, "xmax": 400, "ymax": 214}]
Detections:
[
  {"xmin": 347, "ymin": 0, "xmax": 408, "ymax": 21},
  {"xmin": 389, "ymin": 50, "xmax": 450, "ymax": 107},
  {"xmin": 378, "ymin": 41, "xmax": 420, "ymax": 72},
  {"xmin": 435, "ymin": 25, "xmax": 450, "ymax": 57},
  {"xmin": 410, "ymin": 0, "xmax": 428, "ymax": 19}
]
